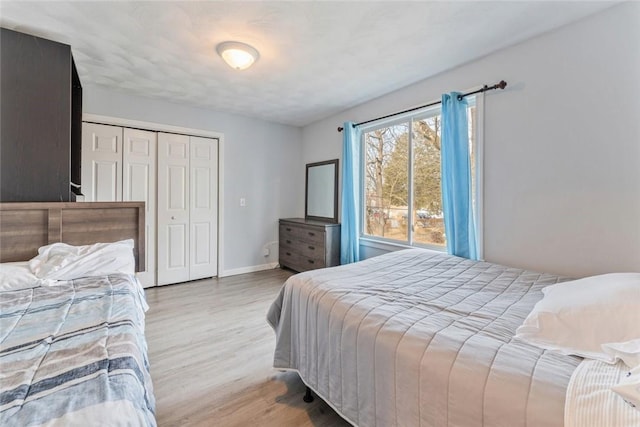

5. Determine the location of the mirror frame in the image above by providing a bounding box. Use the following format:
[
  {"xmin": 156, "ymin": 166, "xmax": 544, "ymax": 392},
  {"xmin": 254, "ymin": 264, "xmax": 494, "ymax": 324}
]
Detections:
[{"xmin": 305, "ymin": 159, "xmax": 339, "ymax": 223}]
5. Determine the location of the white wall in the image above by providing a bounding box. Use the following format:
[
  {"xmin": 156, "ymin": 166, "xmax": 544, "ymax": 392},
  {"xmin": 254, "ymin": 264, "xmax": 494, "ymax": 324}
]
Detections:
[
  {"xmin": 84, "ymin": 85, "xmax": 304, "ymax": 276},
  {"xmin": 302, "ymin": 2, "xmax": 640, "ymax": 277}
]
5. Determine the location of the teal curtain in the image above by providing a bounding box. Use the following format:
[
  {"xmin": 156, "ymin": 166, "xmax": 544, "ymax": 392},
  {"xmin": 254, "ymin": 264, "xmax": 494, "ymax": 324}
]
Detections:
[
  {"xmin": 440, "ymin": 93, "xmax": 478, "ymax": 259},
  {"xmin": 340, "ymin": 122, "xmax": 361, "ymax": 264}
]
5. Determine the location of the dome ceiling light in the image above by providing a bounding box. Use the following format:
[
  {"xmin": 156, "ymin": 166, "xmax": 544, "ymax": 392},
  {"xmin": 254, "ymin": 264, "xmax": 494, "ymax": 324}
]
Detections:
[{"xmin": 216, "ymin": 41, "xmax": 259, "ymax": 70}]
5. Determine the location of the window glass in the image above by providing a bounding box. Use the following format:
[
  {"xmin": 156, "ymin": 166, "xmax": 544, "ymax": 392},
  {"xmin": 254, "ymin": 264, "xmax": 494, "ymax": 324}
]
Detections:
[
  {"xmin": 363, "ymin": 123, "xmax": 409, "ymax": 241},
  {"xmin": 411, "ymin": 114, "xmax": 444, "ymax": 246},
  {"xmin": 361, "ymin": 100, "xmax": 476, "ymax": 249}
]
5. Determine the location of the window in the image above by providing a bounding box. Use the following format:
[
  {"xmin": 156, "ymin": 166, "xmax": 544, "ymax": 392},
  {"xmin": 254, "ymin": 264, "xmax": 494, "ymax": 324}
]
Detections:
[{"xmin": 361, "ymin": 100, "xmax": 477, "ymax": 249}]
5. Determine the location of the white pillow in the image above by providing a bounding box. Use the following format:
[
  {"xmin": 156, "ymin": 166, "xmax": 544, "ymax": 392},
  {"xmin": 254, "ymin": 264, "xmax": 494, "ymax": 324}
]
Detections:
[
  {"xmin": 515, "ymin": 273, "xmax": 640, "ymax": 362},
  {"xmin": 0, "ymin": 262, "xmax": 41, "ymax": 291},
  {"xmin": 603, "ymin": 339, "xmax": 640, "ymax": 369},
  {"xmin": 29, "ymin": 239, "xmax": 135, "ymax": 280},
  {"xmin": 613, "ymin": 365, "xmax": 640, "ymax": 411}
]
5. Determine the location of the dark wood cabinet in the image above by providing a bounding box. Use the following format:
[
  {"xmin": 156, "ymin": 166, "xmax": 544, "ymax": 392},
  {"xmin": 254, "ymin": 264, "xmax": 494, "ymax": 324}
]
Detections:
[
  {"xmin": 279, "ymin": 218, "xmax": 340, "ymax": 272},
  {"xmin": 70, "ymin": 61, "xmax": 83, "ymax": 194},
  {"xmin": 0, "ymin": 28, "xmax": 82, "ymax": 202}
]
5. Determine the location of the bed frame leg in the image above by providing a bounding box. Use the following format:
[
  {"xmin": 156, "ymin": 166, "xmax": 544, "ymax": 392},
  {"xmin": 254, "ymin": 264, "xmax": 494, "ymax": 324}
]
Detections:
[{"xmin": 303, "ymin": 386, "xmax": 314, "ymax": 403}]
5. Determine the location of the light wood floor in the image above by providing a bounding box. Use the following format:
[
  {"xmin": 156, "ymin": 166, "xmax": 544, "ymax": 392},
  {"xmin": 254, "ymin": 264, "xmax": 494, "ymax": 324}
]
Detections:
[{"xmin": 144, "ymin": 269, "xmax": 351, "ymax": 427}]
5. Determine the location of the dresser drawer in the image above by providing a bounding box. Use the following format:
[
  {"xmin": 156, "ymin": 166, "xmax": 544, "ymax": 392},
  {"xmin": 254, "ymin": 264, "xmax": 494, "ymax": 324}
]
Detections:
[
  {"xmin": 279, "ymin": 245, "xmax": 301, "ymax": 271},
  {"xmin": 281, "ymin": 234, "xmax": 325, "ymax": 258},
  {"xmin": 297, "ymin": 240, "xmax": 324, "ymax": 259},
  {"xmin": 279, "ymin": 232, "xmax": 296, "ymax": 248},
  {"xmin": 279, "ymin": 223, "xmax": 325, "ymax": 246},
  {"xmin": 279, "ymin": 245, "xmax": 325, "ymax": 271}
]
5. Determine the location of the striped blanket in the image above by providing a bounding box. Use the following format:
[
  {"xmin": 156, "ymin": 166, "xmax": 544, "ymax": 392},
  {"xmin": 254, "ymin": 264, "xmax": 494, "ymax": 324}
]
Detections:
[
  {"xmin": 0, "ymin": 274, "xmax": 155, "ymax": 426},
  {"xmin": 565, "ymin": 359, "xmax": 640, "ymax": 427}
]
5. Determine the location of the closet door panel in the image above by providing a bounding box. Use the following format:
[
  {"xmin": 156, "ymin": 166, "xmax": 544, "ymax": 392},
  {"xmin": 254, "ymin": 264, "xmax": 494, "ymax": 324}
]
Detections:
[
  {"xmin": 94, "ymin": 162, "xmax": 119, "ymax": 201},
  {"xmin": 157, "ymin": 133, "xmax": 190, "ymax": 285},
  {"xmin": 169, "ymin": 166, "xmax": 188, "ymax": 209},
  {"xmin": 81, "ymin": 123, "xmax": 122, "ymax": 202},
  {"xmin": 189, "ymin": 136, "xmax": 218, "ymax": 280},
  {"xmin": 127, "ymin": 165, "xmax": 150, "ymax": 201},
  {"xmin": 193, "ymin": 222, "xmax": 210, "ymax": 265},
  {"xmin": 168, "ymin": 224, "xmax": 188, "ymax": 267},
  {"xmin": 123, "ymin": 128, "xmax": 156, "ymax": 288}
]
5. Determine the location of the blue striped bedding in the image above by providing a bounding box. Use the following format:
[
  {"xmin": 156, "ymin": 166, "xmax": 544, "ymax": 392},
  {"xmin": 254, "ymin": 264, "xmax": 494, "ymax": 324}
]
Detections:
[{"xmin": 0, "ymin": 274, "xmax": 155, "ymax": 426}]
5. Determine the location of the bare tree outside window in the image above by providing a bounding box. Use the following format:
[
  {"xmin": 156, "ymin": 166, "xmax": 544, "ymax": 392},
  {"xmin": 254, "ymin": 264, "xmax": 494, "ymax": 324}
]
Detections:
[
  {"xmin": 412, "ymin": 116, "xmax": 444, "ymax": 245},
  {"xmin": 362, "ymin": 104, "xmax": 476, "ymax": 248},
  {"xmin": 364, "ymin": 123, "xmax": 408, "ymax": 240}
]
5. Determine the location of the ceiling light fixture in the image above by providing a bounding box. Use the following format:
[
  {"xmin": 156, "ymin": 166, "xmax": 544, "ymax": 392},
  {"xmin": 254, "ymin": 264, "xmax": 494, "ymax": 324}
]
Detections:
[{"xmin": 216, "ymin": 41, "xmax": 259, "ymax": 71}]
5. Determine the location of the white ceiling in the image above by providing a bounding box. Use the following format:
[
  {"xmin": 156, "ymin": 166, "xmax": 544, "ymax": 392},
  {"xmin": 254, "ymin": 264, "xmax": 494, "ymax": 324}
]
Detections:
[{"xmin": 0, "ymin": 1, "xmax": 616, "ymax": 127}]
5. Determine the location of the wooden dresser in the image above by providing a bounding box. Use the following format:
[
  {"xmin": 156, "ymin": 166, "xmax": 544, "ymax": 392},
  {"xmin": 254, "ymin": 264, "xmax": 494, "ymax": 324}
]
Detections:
[{"xmin": 279, "ymin": 218, "xmax": 341, "ymax": 272}]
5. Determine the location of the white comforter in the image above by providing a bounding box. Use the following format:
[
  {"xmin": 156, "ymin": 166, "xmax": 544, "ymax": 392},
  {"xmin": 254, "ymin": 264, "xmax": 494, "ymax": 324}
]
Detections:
[{"xmin": 268, "ymin": 249, "xmax": 581, "ymax": 427}]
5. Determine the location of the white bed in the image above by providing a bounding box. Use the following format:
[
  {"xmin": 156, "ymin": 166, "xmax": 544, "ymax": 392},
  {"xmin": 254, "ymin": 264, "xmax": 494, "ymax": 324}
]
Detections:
[{"xmin": 267, "ymin": 248, "xmax": 640, "ymax": 427}]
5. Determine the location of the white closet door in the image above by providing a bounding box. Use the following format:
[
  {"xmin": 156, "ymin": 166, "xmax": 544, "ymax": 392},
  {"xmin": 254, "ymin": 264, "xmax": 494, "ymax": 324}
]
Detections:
[
  {"xmin": 81, "ymin": 123, "xmax": 122, "ymax": 202},
  {"xmin": 157, "ymin": 133, "xmax": 190, "ymax": 285},
  {"xmin": 123, "ymin": 128, "xmax": 157, "ymax": 288},
  {"xmin": 189, "ymin": 136, "xmax": 218, "ymax": 280}
]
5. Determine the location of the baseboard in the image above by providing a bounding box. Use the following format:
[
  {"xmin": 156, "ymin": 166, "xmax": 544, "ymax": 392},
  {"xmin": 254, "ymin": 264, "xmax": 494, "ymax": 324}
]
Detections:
[{"xmin": 219, "ymin": 262, "xmax": 279, "ymax": 278}]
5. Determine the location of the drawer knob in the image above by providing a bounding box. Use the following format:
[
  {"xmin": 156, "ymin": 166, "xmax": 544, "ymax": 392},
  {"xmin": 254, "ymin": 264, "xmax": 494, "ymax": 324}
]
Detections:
[
  {"xmin": 308, "ymin": 246, "xmax": 315, "ymax": 250},
  {"xmin": 286, "ymin": 240, "xmax": 291, "ymax": 244},
  {"xmin": 286, "ymin": 252, "xmax": 291, "ymax": 256},
  {"xmin": 307, "ymin": 259, "xmax": 315, "ymax": 264},
  {"xmin": 286, "ymin": 227, "xmax": 292, "ymax": 231},
  {"xmin": 308, "ymin": 232, "xmax": 315, "ymax": 236}
]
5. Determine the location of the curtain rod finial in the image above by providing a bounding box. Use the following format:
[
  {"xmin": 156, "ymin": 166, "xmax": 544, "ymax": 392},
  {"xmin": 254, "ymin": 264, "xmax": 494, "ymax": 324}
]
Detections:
[
  {"xmin": 337, "ymin": 126, "xmax": 344, "ymax": 132},
  {"xmin": 498, "ymin": 80, "xmax": 507, "ymax": 89}
]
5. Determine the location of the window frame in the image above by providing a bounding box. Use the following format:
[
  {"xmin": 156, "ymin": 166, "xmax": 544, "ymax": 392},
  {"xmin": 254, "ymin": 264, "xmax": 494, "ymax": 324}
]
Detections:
[{"xmin": 358, "ymin": 95, "xmax": 483, "ymax": 256}]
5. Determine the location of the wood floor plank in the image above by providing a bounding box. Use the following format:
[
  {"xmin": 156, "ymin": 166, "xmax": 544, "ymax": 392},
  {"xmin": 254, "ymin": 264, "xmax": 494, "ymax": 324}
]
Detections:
[{"xmin": 145, "ymin": 269, "xmax": 350, "ymax": 427}]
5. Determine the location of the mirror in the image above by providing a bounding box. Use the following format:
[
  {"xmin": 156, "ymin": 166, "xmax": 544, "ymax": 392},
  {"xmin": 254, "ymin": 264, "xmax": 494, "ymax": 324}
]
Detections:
[{"xmin": 305, "ymin": 159, "xmax": 339, "ymax": 223}]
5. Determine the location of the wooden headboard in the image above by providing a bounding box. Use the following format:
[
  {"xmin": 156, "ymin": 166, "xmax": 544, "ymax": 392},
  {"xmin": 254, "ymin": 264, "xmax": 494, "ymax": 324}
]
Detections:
[{"xmin": 0, "ymin": 202, "xmax": 145, "ymax": 271}]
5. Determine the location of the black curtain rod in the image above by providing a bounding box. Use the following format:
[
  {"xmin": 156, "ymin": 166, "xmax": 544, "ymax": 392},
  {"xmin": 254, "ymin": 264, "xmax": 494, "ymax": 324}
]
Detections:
[{"xmin": 337, "ymin": 80, "xmax": 507, "ymax": 132}]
